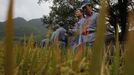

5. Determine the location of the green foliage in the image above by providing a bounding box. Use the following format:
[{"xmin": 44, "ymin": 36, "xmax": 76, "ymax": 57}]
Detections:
[{"xmin": 40, "ymin": 0, "xmax": 82, "ymax": 28}]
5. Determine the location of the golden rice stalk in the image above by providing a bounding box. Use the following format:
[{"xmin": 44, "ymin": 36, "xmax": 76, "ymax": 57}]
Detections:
[
  {"xmin": 111, "ymin": 25, "xmax": 120, "ymax": 75},
  {"xmin": 4, "ymin": 0, "xmax": 15, "ymax": 75},
  {"xmin": 74, "ymin": 44, "xmax": 84, "ymax": 63},
  {"xmin": 123, "ymin": 11, "xmax": 134, "ymax": 75},
  {"xmin": 89, "ymin": 0, "xmax": 107, "ymax": 75},
  {"xmin": 72, "ymin": 44, "xmax": 84, "ymax": 72}
]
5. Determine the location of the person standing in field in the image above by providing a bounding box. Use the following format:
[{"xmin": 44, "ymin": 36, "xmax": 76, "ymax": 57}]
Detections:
[
  {"xmin": 50, "ymin": 25, "xmax": 59, "ymax": 42},
  {"xmin": 70, "ymin": 8, "xmax": 85, "ymax": 50},
  {"xmin": 81, "ymin": 3, "xmax": 98, "ymax": 47},
  {"xmin": 49, "ymin": 22, "xmax": 67, "ymax": 48},
  {"xmin": 56, "ymin": 22, "xmax": 67, "ymax": 48}
]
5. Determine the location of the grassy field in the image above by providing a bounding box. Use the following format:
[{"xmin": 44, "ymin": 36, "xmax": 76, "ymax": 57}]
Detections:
[
  {"xmin": 0, "ymin": 39, "xmax": 121, "ymax": 75},
  {"xmin": 0, "ymin": 35, "xmax": 132, "ymax": 75}
]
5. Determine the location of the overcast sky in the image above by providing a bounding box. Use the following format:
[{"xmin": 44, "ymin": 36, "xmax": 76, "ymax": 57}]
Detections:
[{"xmin": 0, "ymin": 0, "xmax": 52, "ymax": 22}]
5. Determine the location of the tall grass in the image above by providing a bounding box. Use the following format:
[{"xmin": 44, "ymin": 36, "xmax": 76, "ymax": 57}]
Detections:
[
  {"xmin": 89, "ymin": 0, "xmax": 107, "ymax": 75},
  {"xmin": 123, "ymin": 10, "xmax": 134, "ymax": 75},
  {"xmin": 4, "ymin": 0, "xmax": 15, "ymax": 75},
  {"xmin": 111, "ymin": 25, "xmax": 120, "ymax": 75}
]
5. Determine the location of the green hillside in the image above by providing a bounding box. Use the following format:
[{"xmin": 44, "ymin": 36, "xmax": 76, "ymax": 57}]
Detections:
[{"xmin": 0, "ymin": 17, "xmax": 47, "ymax": 41}]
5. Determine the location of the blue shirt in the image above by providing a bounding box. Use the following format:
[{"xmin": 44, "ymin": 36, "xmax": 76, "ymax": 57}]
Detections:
[
  {"xmin": 72, "ymin": 18, "xmax": 86, "ymax": 34},
  {"xmin": 78, "ymin": 18, "xmax": 86, "ymax": 34},
  {"xmin": 86, "ymin": 12, "xmax": 98, "ymax": 32},
  {"xmin": 56, "ymin": 27, "xmax": 66, "ymax": 41},
  {"xmin": 50, "ymin": 27, "xmax": 66, "ymax": 42}
]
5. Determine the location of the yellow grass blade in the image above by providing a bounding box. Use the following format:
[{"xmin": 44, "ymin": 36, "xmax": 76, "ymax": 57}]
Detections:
[
  {"xmin": 73, "ymin": 44, "xmax": 84, "ymax": 71},
  {"xmin": 124, "ymin": 11, "xmax": 134, "ymax": 75},
  {"xmin": 89, "ymin": 0, "xmax": 107, "ymax": 75},
  {"xmin": 111, "ymin": 25, "xmax": 120, "ymax": 75},
  {"xmin": 4, "ymin": 0, "xmax": 15, "ymax": 75}
]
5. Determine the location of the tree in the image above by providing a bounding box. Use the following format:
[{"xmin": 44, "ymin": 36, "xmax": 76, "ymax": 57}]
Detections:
[
  {"xmin": 39, "ymin": 0, "xmax": 81, "ymax": 26},
  {"xmin": 108, "ymin": 0, "xmax": 134, "ymax": 41}
]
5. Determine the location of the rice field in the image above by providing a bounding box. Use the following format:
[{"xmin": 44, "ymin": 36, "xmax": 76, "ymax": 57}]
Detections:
[
  {"xmin": 0, "ymin": 39, "xmax": 122, "ymax": 75},
  {"xmin": 0, "ymin": 0, "xmax": 134, "ymax": 75},
  {"xmin": 0, "ymin": 34, "xmax": 133, "ymax": 75}
]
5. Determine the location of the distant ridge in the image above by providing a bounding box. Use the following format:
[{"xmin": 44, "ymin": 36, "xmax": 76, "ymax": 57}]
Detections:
[{"xmin": 0, "ymin": 17, "xmax": 47, "ymax": 41}]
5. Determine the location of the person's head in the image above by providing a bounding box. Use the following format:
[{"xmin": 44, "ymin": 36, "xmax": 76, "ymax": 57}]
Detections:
[
  {"xmin": 53, "ymin": 24, "xmax": 59, "ymax": 31},
  {"xmin": 82, "ymin": 3, "xmax": 93, "ymax": 16},
  {"xmin": 75, "ymin": 8, "xmax": 84, "ymax": 18},
  {"xmin": 58, "ymin": 21, "xmax": 64, "ymax": 27}
]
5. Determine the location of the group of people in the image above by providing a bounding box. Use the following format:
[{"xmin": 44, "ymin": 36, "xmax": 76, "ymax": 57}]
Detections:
[{"xmin": 49, "ymin": 3, "xmax": 98, "ymax": 49}]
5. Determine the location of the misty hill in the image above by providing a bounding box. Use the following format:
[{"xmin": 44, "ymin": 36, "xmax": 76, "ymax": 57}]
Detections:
[{"xmin": 0, "ymin": 17, "xmax": 47, "ymax": 41}]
